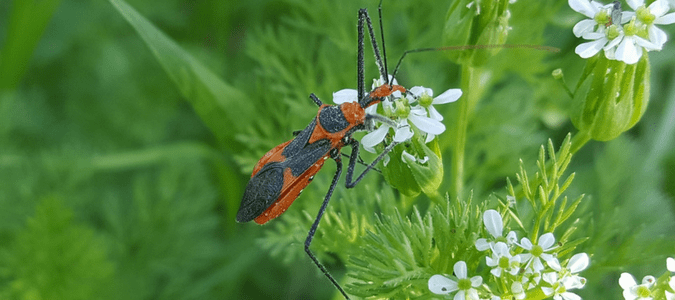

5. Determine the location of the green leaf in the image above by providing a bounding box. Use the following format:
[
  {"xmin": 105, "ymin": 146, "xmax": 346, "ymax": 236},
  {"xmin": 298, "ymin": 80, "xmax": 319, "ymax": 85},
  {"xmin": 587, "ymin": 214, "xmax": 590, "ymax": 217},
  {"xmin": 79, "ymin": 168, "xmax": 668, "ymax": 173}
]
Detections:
[
  {"xmin": 0, "ymin": 0, "xmax": 63, "ymax": 91},
  {"xmin": 0, "ymin": 196, "xmax": 113, "ymax": 300},
  {"xmin": 108, "ymin": 0, "xmax": 253, "ymax": 151}
]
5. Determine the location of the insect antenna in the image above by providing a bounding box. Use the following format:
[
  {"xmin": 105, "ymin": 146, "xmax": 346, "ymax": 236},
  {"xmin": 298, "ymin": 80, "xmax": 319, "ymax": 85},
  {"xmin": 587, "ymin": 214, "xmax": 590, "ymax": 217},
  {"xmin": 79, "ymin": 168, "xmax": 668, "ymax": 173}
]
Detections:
[
  {"xmin": 377, "ymin": 0, "xmax": 390, "ymax": 86},
  {"xmin": 390, "ymin": 44, "xmax": 560, "ymax": 81}
]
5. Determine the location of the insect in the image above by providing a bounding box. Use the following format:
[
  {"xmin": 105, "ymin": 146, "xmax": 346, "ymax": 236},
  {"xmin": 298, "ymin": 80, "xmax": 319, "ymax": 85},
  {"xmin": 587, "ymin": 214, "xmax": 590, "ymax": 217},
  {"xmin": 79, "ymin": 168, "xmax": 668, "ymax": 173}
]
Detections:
[{"xmin": 236, "ymin": 3, "xmax": 406, "ymax": 299}]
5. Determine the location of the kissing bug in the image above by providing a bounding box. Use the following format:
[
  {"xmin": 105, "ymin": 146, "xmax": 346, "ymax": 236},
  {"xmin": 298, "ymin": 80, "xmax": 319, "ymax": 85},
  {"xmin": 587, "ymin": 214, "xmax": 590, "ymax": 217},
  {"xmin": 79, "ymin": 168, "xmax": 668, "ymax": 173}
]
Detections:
[{"xmin": 235, "ymin": 3, "xmax": 407, "ymax": 299}]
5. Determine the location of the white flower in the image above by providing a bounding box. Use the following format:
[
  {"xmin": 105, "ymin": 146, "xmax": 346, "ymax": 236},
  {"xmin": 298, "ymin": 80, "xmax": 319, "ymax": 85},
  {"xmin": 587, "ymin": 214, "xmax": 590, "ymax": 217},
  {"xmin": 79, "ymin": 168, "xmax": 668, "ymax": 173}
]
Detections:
[
  {"xmin": 626, "ymin": 0, "xmax": 675, "ymax": 48},
  {"xmin": 429, "ymin": 261, "xmax": 483, "ymax": 300},
  {"xmin": 407, "ymin": 86, "xmax": 461, "ymax": 143},
  {"xmin": 510, "ymin": 281, "xmax": 526, "ymax": 299},
  {"xmin": 402, "ymin": 149, "xmax": 429, "ymax": 164},
  {"xmin": 541, "ymin": 272, "xmax": 583, "ymax": 300},
  {"xmin": 667, "ymin": 289, "xmax": 675, "ymax": 300},
  {"xmin": 362, "ymin": 85, "xmax": 454, "ymax": 150},
  {"xmin": 667, "ymin": 258, "xmax": 675, "ymax": 300},
  {"xmin": 522, "ymin": 268, "xmax": 542, "ymax": 290},
  {"xmin": 548, "ymin": 253, "xmax": 590, "ymax": 290},
  {"xmin": 569, "ymin": 0, "xmax": 609, "ymax": 37},
  {"xmin": 475, "ymin": 210, "xmax": 518, "ymax": 251},
  {"xmin": 619, "ymin": 273, "xmax": 655, "ymax": 300},
  {"xmin": 361, "ymin": 116, "xmax": 413, "ymax": 152},
  {"xmin": 486, "ymin": 242, "xmax": 521, "ymax": 277},
  {"xmin": 408, "ymin": 86, "xmax": 462, "ymax": 122},
  {"xmin": 517, "ymin": 233, "xmax": 558, "ymax": 273},
  {"xmin": 570, "ymin": 0, "xmax": 673, "ymax": 63},
  {"xmin": 372, "ymin": 74, "xmax": 398, "ymax": 89},
  {"xmin": 614, "ymin": 17, "xmax": 661, "ymax": 64},
  {"xmin": 570, "ymin": 0, "xmax": 627, "ymax": 58},
  {"xmin": 575, "ymin": 30, "xmax": 616, "ymax": 58}
]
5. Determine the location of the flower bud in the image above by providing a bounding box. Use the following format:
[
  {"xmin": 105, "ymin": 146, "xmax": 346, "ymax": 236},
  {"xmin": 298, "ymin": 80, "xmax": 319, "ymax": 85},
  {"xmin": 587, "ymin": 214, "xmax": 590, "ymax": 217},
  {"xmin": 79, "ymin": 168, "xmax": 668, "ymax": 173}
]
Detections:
[
  {"xmin": 571, "ymin": 54, "xmax": 650, "ymax": 141},
  {"xmin": 382, "ymin": 132, "xmax": 443, "ymax": 197},
  {"xmin": 442, "ymin": 0, "xmax": 512, "ymax": 66}
]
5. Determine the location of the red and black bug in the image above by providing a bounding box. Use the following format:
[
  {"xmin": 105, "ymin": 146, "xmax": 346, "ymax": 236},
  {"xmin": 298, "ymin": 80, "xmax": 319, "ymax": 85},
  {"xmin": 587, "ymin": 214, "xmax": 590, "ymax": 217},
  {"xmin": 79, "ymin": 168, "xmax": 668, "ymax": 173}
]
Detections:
[{"xmin": 236, "ymin": 4, "xmax": 404, "ymax": 299}]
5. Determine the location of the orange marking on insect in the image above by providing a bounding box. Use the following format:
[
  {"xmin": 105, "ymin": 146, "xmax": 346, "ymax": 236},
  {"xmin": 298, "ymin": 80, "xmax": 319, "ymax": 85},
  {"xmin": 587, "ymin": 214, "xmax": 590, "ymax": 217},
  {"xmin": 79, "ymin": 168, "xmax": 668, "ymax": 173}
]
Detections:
[
  {"xmin": 370, "ymin": 84, "xmax": 406, "ymax": 99},
  {"xmin": 251, "ymin": 140, "xmax": 291, "ymax": 176},
  {"xmin": 254, "ymin": 156, "xmax": 328, "ymax": 224},
  {"xmin": 307, "ymin": 103, "xmax": 366, "ymax": 147}
]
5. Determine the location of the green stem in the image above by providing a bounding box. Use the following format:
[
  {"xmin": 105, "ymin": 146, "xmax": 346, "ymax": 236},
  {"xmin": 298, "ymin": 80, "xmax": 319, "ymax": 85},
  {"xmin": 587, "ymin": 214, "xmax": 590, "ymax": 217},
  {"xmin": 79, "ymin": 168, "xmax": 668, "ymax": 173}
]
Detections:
[
  {"xmin": 452, "ymin": 64, "xmax": 476, "ymax": 200},
  {"xmin": 570, "ymin": 130, "xmax": 591, "ymax": 154}
]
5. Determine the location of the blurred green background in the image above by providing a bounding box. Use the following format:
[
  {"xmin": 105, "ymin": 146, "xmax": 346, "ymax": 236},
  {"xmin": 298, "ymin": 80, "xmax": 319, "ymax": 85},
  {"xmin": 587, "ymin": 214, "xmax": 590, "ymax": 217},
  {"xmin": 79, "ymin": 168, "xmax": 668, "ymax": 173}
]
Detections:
[{"xmin": 1, "ymin": 0, "xmax": 674, "ymax": 299}]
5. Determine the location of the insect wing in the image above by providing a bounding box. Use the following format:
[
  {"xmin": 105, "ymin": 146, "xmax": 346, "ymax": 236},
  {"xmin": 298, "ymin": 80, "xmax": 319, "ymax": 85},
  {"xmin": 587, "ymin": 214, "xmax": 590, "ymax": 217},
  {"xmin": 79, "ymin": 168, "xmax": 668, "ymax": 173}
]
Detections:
[
  {"xmin": 253, "ymin": 156, "xmax": 327, "ymax": 224},
  {"xmin": 237, "ymin": 119, "xmax": 333, "ymax": 224}
]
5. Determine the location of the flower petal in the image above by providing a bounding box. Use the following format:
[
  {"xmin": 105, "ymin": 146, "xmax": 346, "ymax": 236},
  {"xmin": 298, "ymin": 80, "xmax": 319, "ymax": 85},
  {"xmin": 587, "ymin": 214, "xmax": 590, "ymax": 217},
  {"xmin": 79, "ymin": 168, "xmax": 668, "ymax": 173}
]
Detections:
[
  {"xmin": 667, "ymin": 257, "xmax": 675, "ymax": 272},
  {"xmin": 393, "ymin": 124, "xmax": 414, "ymax": 142},
  {"xmin": 428, "ymin": 105, "xmax": 444, "ymax": 121},
  {"xmin": 635, "ymin": 35, "xmax": 660, "ymax": 51},
  {"xmin": 467, "ymin": 289, "xmax": 480, "ymax": 300},
  {"xmin": 542, "ymin": 272, "xmax": 558, "ymax": 285},
  {"xmin": 538, "ymin": 233, "xmax": 556, "ymax": 249},
  {"xmin": 616, "ymin": 37, "xmax": 641, "ymax": 64},
  {"xmin": 547, "ymin": 257, "xmax": 561, "ymax": 271},
  {"xmin": 429, "ymin": 275, "xmax": 458, "ymax": 295},
  {"xmin": 568, "ymin": 253, "xmax": 590, "ymax": 273},
  {"xmin": 409, "ymin": 114, "xmax": 445, "ymax": 135},
  {"xmin": 519, "ymin": 238, "xmax": 533, "ymax": 250},
  {"xmin": 433, "ymin": 88, "xmax": 462, "ymax": 104},
  {"xmin": 332, "ymin": 89, "xmax": 358, "ymax": 104},
  {"xmin": 648, "ymin": 0, "xmax": 669, "ymax": 18},
  {"xmin": 424, "ymin": 133, "xmax": 436, "ymax": 144},
  {"xmin": 569, "ymin": 0, "xmax": 599, "ymax": 18},
  {"xmin": 493, "ymin": 242, "xmax": 509, "ymax": 256},
  {"xmin": 483, "ymin": 210, "xmax": 503, "ymax": 239},
  {"xmin": 618, "ymin": 273, "xmax": 637, "ymax": 289},
  {"xmin": 573, "ymin": 19, "xmax": 598, "ymax": 37},
  {"xmin": 532, "ymin": 257, "xmax": 545, "ymax": 272},
  {"xmin": 605, "ymin": 33, "xmax": 623, "ymax": 49},
  {"xmin": 541, "ymin": 287, "xmax": 555, "ymax": 297},
  {"xmin": 410, "ymin": 86, "xmax": 432, "ymax": 98},
  {"xmin": 621, "ymin": 11, "xmax": 635, "ymax": 24},
  {"xmin": 475, "ymin": 238, "xmax": 491, "ymax": 251},
  {"xmin": 575, "ymin": 38, "xmax": 606, "ymax": 58},
  {"xmin": 454, "ymin": 261, "xmax": 468, "ymax": 279},
  {"xmin": 626, "ymin": 0, "xmax": 644, "ymax": 10},
  {"xmin": 655, "ymin": 12, "xmax": 675, "ymax": 25},
  {"xmin": 648, "ymin": 25, "xmax": 668, "ymax": 48},
  {"xmin": 561, "ymin": 292, "xmax": 581, "ymax": 300},
  {"xmin": 361, "ymin": 125, "xmax": 389, "ymax": 151},
  {"xmin": 470, "ymin": 275, "xmax": 483, "ymax": 287}
]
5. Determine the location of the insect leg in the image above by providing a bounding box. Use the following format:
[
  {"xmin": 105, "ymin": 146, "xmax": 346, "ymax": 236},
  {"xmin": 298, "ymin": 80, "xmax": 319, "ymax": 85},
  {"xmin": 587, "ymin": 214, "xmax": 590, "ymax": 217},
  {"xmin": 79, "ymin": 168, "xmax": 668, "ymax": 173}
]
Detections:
[
  {"xmin": 340, "ymin": 153, "xmax": 381, "ymax": 173},
  {"xmin": 357, "ymin": 8, "xmax": 366, "ymax": 102},
  {"xmin": 344, "ymin": 138, "xmax": 397, "ymax": 188},
  {"xmin": 304, "ymin": 150, "xmax": 350, "ymax": 299},
  {"xmin": 358, "ymin": 9, "xmax": 386, "ymax": 83},
  {"xmin": 377, "ymin": 0, "xmax": 389, "ymax": 83}
]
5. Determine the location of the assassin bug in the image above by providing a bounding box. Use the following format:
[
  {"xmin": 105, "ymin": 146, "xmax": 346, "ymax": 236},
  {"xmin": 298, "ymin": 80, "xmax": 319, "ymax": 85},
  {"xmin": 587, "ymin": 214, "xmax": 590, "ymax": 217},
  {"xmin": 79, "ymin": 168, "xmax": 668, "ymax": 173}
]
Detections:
[
  {"xmin": 235, "ymin": 0, "xmax": 560, "ymax": 297},
  {"xmin": 235, "ymin": 2, "xmax": 559, "ymax": 298},
  {"xmin": 236, "ymin": 3, "xmax": 407, "ymax": 299}
]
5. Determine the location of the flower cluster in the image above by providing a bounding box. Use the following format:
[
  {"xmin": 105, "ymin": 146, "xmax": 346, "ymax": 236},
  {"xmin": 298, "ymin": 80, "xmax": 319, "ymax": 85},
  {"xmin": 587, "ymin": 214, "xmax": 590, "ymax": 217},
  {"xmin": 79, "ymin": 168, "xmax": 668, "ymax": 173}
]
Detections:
[
  {"xmin": 619, "ymin": 257, "xmax": 675, "ymax": 300},
  {"xmin": 429, "ymin": 210, "xmax": 590, "ymax": 300},
  {"xmin": 570, "ymin": 0, "xmax": 675, "ymax": 64},
  {"xmin": 333, "ymin": 75, "xmax": 462, "ymax": 158}
]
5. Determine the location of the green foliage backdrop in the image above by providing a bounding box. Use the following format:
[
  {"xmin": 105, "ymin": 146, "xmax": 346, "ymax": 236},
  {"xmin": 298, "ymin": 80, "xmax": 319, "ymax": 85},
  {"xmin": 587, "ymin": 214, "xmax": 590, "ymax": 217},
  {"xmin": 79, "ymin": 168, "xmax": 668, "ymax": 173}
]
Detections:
[{"xmin": 0, "ymin": 0, "xmax": 674, "ymax": 299}]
